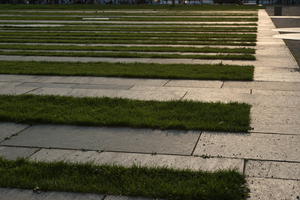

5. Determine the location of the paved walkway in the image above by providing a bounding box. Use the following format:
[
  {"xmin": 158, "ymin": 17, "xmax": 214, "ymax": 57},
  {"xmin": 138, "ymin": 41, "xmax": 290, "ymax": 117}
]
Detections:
[{"xmin": 0, "ymin": 9, "xmax": 300, "ymax": 200}]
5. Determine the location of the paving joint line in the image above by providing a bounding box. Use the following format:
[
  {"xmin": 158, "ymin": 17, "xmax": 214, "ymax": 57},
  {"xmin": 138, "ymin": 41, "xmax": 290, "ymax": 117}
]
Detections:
[
  {"xmin": 22, "ymin": 87, "xmax": 40, "ymax": 95},
  {"xmin": 191, "ymin": 132, "xmax": 202, "ymax": 156},
  {"xmin": 0, "ymin": 125, "xmax": 32, "ymax": 145},
  {"xmin": 179, "ymin": 91, "xmax": 188, "ymax": 100},
  {"xmin": 250, "ymin": 131, "xmax": 300, "ymax": 136}
]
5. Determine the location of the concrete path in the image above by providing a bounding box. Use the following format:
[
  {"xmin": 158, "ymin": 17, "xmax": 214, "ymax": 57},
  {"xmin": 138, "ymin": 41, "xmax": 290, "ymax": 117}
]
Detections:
[{"xmin": 0, "ymin": 9, "xmax": 300, "ymax": 200}]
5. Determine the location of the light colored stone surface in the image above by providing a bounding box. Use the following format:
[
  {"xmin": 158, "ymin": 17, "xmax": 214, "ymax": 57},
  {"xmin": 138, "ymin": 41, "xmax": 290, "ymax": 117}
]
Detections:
[
  {"xmin": 0, "ymin": 81, "xmax": 37, "ymax": 95},
  {"xmin": 251, "ymin": 106, "xmax": 300, "ymax": 134},
  {"xmin": 3, "ymin": 125, "xmax": 200, "ymax": 155},
  {"xmin": 223, "ymin": 81, "xmax": 300, "ymax": 91},
  {"xmin": 252, "ymin": 89, "xmax": 300, "ymax": 96},
  {"xmin": 19, "ymin": 82, "xmax": 133, "ymax": 90},
  {"xmin": 254, "ymin": 10, "xmax": 300, "ymax": 82},
  {"xmin": 194, "ymin": 132, "xmax": 300, "ymax": 162},
  {"xmin": 245, "ymin": 160, "xmax": 300, "ymax": 180},
  {"xmin": 30, "ymin": 149, "xmax": 243, "ymax": 172},
  {"xmin": 273, "ymin": 27, "xmax": 300, "ymax": 32},
  {"xmin": 28, "ymin": 87, "xmax": 186, "ymax": 101},
  {"xmin": 165, "ymin": 80, "xmax": 223, "ymax": 88},
  {"xmin": 247, "ymin": 178, "xmax": 300, "ymax": 200},
  {"xmin": 0, "ymin": 123, "xmax": 29, "ymax": 142},
  {"xmin": 0, "ymin": 146, "xmax": 38, "ymax": 160},
  {"xmin": 0, "ymin": 188, "xmax": 104, "ymax": 200},
  {"xmin": 273, "ymin": 33, "xmax": 300, "ymax": 40}
]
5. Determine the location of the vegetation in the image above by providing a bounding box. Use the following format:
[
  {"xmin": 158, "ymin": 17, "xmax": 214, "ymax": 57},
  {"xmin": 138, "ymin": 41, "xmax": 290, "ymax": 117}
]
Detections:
[
  {"xmin": 0, "ymin": 95, "xmax": 251, "ymax": 132},
  {"xmin": 0, "ymin": 61, "xmax": 254, "ymax": 81},
  {"xmin": 0, "ymin": 157, "xmax": 249, "ymax": 200}
]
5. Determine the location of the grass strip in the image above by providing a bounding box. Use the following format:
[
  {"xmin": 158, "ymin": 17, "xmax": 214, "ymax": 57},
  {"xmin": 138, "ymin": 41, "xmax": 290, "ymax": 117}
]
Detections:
[
  {"xmin": 0, "ymin": 44, "xmax": 256, "ymax": 54},
  {"xmin": 0, "ymin": 16, "xmax": 258, "ymax": 22},
  {"xmin": 0, "ymin": 11, "xmax": 257, "ymax": 16},
  {"xmin": 0, "ymin": 157, "xmax": 249, "ymax": 200},
  {"xmin": 0, "ymin": 4, "xmax": 261, "ymax": 10},
  {"xmin": 0, "ymin": 26, "xmax": 257, "ymax": 32},
  {"xmin": 0, "ymin": 50, "xmax": 256, "ymax": 60},
  {"xmin": 0, "ymin": 94, "xmax": 251, "ymax": 132},
  {"xmin": 0, "ymin": 32, "xmax": 257, "ymax": 38},
  {"xmin": 0, "ymin": 61, "xmax": 254, "ymax": 81},
  {"xmin": 0, "ymin": 22, "xmax": 258, "ymax": 26},
  {"xmin": 0, "ymin": 38, "xmax": 256, "ymax": 46},
  {"xmin": 0, "ymin": 35, "xmax": 256, "ymax": 42}
]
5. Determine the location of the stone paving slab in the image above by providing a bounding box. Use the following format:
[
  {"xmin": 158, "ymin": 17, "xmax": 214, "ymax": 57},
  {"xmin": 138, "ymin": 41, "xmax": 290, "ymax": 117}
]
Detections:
[
  {"xmin": 193, "ymin": 132, "xmax": 300, "ymax": 162},
  {"xmin": 1, "ymin": 75, "xmax": 168, "ymax": 87},
  {"xmin": 251, "ymin": 106, "xmax": 300, "ymax": 134},
  {"xmin": 0, "ymin": 146, "xmax": 38, "ymax": 160},
  {"xmin": 2, "ymin": 125, "xmax": 200, "ymax": 155},
  {"xmin": 27, "ymin": 87, "xmax": 186, "ymax": 101},
  {"xmin": 0, "ymin": 81, "xmax": 38, "ymax": 95},
  {"xmin": 0, "ymin": 188, "xmax": 104, "ymax": 200},
  {"xmin": 252, "ymin": 89, "xmax": 300, "ymax": 96},
  {"xmin": 0, "ymin": 123, "xmax": 29, "ymax": 142},
  {"xmin": 254, "ymin": 10, "xmax": 300, "ymax": 82},
  {"xmin": 19, "ymin": 82, "xmax": 133, "ymax": 90},
  {"xmin": 223, "ymin": 81, "xmax": 300, "ymax": 91},
  {"xmin": 247, "ymin": 177, "xmax": 300, "ymax": 200},
  {"xmin": 29, "ymin": 149, "xmax": 243, "ymax": 172},
  {"xmin": 245, "ymin": 160, "xmax": 300, "ymax": 180},
  {"xmin": 165, "ymin": 80, "xmax": 223, "ymax": 88}
]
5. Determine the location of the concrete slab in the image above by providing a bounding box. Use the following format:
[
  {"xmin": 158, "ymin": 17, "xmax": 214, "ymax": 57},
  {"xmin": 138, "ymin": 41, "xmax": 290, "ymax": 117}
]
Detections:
[
  {"xmin": 0, "ymin": 146, "xmax": 38, "ymax": 160},
  {"xmin": 0, "ymin": 82, "xmax": 38, "ymax": 95},
  {"xmin": 19, "ymin": 82, "xmax": 133, "ymax": 90},
  {"xmin": 247, "ymin": 178, "xmax": 300, "ymax": 200},
  {"xmin": 193, "ymin": 132, "xmax": 300, "ymax": 162},
  {"xmin": 251, "ymin": 106, "xmax": 300, "ymax": 134},
  {"xmin": 0, "ymin": 188, "xmax": 104, "ymax": 200},
  {"xmin": 30, "ymin": 149, "xmax": 243, "ymax": 173},
  {"xmin": 252, "ymin": 89, "xmax": 300, "ymax": 96},
  {"xmin": 245, "ymin": 160, "xmax": 300, "ymax": 180},
  {"xmin": 165, "ymin": 80, "xmax": 222, "ymax": 88},
  {"xmin": 0, "ymin": 75, "xmax": 167, "ymax": 87},
  {"xmin": 0, "ymin": 123, "xmax": 29, "ymax": 142},
  {"xmin": 274, "ymin": 33, "xmax": 300, "ymax": 40},
  {"xmin": 254, "ymin": 10, "xmax": 300, "ymax": 82},
  {"xmin": 28, "ymin": 87, "xmax": 186, "ymax": 101},
  {"xmin": 223, "ymin": 81, "xmax": 300, "ymax": 91},
  {"xmin": 3, "ymin": 125, "xmax": 200, "ymax": 155},
  {"xmin": 273, "ymin": 27, "xmax": 300, "ymax": 32}
]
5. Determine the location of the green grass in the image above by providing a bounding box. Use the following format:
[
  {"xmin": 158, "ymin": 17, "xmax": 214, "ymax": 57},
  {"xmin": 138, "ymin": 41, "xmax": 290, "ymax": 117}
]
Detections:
[
  {"xmin": 0, "ymin": 157, "xmax": 249, "ymax": 200},
  {"xmin": 0, "ymin": 4, "xmax": 261, "ymax": 10},
  {"xmin": 0, "ymin": 16, "xmax": 258, "ymax": 22},
  {"xmin": 0, "ymin": 44, "xmax": 256, "ymax": 54},
  {"xmin": 0, "ymin": 50, "xmax": 255, "ymax": 60},
  {"xmin": 0, "ymin": 95, "xmax": 251, "ymax": 132},
  {"xmin": 0, "ymin": 38, "xmax": 256, "ymax": 46},
  {"xmin": 0, "ymin": 32, "xmax": 257, "ymax": 39},
  {"xmin": 0, "ymin": 25, "xmax": 257, "ymax": 32},
  {"xmin": 0, "ymin": 35, "xmax": 256, "ymax": 42},
  {"xmin": 0, "ymin": 11, "xmax": 257, "ymax": 16},
  {"xmin": 0, "ymin": 61, "xmax": 254, "ymax": 81},
  {"xmin": 0, "ymin": 22, "xmax": 258, "ymax": 26}
]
